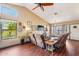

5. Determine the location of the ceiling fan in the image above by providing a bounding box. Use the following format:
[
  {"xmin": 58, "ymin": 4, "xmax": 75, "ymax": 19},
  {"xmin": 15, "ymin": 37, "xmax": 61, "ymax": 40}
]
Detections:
[{"xmin": 32, "ymin": 3, "xmax": 54, "ymax": 11}]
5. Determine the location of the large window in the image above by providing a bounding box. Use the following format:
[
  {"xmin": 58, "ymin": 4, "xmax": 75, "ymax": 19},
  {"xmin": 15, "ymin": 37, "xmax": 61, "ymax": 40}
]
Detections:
[
  {"xmin": 0, "ymin": 5, "xmax": 17, "ymax": 40},
  {"xmin": 0, "ymin": 6, "xmax": 17, "ymax": 16},
  {"xmin": 51, "ymin": 24, "xmax": 70, "ymax": 36},
  {"xmin": 0, "ymin": 19, "xmax": 17, "ymax": 40}
]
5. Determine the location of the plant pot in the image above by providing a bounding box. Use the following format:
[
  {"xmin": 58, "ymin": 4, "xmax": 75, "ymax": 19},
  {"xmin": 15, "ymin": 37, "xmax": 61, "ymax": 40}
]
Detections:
[{"xmin": 21, "ymin": 39, "xmax": 25, "ymax": 45}]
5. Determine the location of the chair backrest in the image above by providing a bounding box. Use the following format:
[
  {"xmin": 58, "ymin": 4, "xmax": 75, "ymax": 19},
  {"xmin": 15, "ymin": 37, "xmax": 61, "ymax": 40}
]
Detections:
[
  {"xmin": 33, "ymin": 33, "xmax": 44, "ymax": 48},
  {"xmin": 54, "ymin": 33, "xmax": 70, "ymax": 48},
  {"xmin": 59, "ymin": 33, "xmax": 69, "ymax": 46},
  {"xmin": 41, "ymin": 34, "xmax": 49, "ymax": 41},
  {"xmin": 61, "ymin": 33, "xmax": 70, "ymax": 43},
  {"xmin": 29, "ymin": 33, "xmax": 37, "ymax": 45},
  {"xmin": 55, "ymin": 33, "xmax": 66, "ymax": 43}
]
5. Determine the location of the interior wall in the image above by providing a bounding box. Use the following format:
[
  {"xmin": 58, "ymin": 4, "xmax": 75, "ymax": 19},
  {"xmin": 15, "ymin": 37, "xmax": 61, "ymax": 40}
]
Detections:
[
  {"xmin": 0, "ymin": 3, "xmax": 49, "ymax": 48},
  {"xmin": 70, "ymin": 24, "xmax": 79, "ymax": 40},
  {"xmin": 51, "ymin": 20, "xmax": 79, "ymax": 40}
]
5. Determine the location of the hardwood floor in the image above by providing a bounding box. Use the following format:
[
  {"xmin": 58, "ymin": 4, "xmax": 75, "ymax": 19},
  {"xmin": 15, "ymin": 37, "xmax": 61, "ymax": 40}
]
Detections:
[
  {"xmin": 0, "ymin": 40, "xmax": 79, "ymax": 56},
  {"xmin": 66, "ymin": 40, "xmax": 79, "ymax": 56}
]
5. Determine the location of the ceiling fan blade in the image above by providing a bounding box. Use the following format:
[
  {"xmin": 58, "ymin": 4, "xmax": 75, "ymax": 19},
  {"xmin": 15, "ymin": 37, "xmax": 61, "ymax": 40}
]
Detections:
[
  {"xmin": 32, "ymin": 5, "xmax": 39, "ymax": 10},
  {"xmin": 32, "ymin": 3, "xmax": 53, "ymax": 11},
  {"xmin": 40, "ymin": 5, "xmax": 44, "ymax": 11},
  {"xmin": 41, "ymin": 3, "xmax": 54, "ymax": 6}
]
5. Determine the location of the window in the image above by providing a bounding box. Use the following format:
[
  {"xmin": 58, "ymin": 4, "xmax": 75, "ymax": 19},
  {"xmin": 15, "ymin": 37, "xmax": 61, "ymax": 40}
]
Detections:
[
  {"xmin": 0, "ymin": 5, "xmax": 17, "ymax": 40},
  {"xmin": 51, "ymin": 24, "xmax": 70, "ymax": 36},
  {"xmin": 0, "ymin": 19, "xmax": 17, "ymax": 40},
  {"xmin": 0, "ymin": 6, "xmax": 17, "ymax": 16}
]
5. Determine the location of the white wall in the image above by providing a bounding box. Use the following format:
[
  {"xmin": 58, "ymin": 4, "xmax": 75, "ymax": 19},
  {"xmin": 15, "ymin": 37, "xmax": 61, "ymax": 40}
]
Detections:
[
  {"xmin": 70, "ymin": 24, "xmax": 79, "ymax": 40},
  {"xmin": 0, "ymin": 39, "xmax": 20, "ymax": 48},
  {"xmin": 0, "ymin": 4, "xmax": 49, "ymax": 49}
]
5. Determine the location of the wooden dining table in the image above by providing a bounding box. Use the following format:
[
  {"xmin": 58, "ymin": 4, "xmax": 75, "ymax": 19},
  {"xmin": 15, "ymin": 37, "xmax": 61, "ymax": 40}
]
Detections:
[{"xmin": 45, "ymin": 39, "xmax": 57, "ymax": 52}]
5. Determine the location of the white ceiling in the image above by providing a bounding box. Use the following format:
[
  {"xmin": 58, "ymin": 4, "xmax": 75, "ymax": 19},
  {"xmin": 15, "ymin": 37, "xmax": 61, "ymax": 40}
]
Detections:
[{"xmin": 12, "ymin": 3, "xmax": 79, "ymax": 23}]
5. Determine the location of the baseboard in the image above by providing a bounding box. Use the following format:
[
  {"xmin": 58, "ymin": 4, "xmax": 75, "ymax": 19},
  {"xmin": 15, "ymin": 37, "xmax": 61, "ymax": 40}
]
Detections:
[
  {"xmin": 0, "ymin": 44, "xmax": 20, "ymax": 50},
  {"xmin": 0, "ymin": 41, "xmax": 31, "ymax": 50},
  {"xmin": 69, "ymin": 39, "xmax": 79, "ymax": 41}
]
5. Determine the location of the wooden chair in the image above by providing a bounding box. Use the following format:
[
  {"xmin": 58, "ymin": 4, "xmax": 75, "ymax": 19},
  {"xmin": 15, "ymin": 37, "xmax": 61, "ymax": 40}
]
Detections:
[
  {"xmin": 40, "ymin": 33, "xmax": 66, "ymax": 49},
  {"xmin": 53, "ymin": 33, "xmax": 70, "ymax": 52},
  {"xmin": 33, "ymin": 33, "xmax": 45, "ymax": 48},
  {"xmin": 41, "ymin": 34, "xmax": 48, "ymax": 49},
  {"xmin": 29, "ymin": 33, "xmax": 37, "ymax": 45}
]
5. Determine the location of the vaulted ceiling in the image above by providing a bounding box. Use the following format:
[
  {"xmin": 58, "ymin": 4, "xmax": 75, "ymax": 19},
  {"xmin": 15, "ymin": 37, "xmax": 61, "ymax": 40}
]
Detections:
[{"xmin": 12, "ymin": 3, "xmax": 79, "ymax": 23}]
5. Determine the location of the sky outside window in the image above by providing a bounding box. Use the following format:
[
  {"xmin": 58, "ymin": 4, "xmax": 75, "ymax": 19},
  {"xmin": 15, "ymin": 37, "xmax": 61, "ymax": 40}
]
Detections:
[{"xmin": 0, "ymin": 6, "xmax": 17, "ymax": 16}]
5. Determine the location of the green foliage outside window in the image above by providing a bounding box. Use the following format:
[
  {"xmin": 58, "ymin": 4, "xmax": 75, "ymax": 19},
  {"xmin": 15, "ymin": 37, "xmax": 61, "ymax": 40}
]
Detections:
[{"xmin": 0, "ymin": 20, "xmax": 17, "ymax": 40}]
